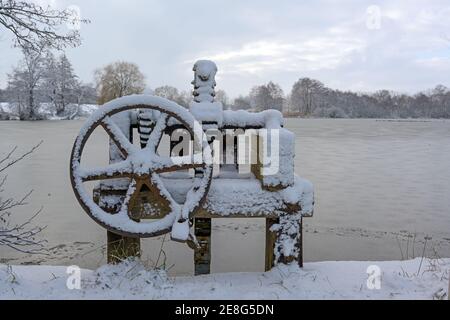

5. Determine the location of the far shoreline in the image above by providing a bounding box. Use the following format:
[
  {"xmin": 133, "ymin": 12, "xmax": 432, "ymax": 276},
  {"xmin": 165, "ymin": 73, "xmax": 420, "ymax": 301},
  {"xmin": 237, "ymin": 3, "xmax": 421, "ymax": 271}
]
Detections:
[{"xmin": 1, "ymin": 115, "xmax": 450, "ymax": 122}]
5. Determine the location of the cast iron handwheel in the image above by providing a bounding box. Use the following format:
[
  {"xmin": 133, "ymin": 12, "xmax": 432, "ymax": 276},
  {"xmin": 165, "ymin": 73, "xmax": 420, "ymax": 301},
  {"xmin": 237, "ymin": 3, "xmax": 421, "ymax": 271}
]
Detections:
[{"xmin": 70, "ymin": 95, "xmax": 213, "ymax": 239}]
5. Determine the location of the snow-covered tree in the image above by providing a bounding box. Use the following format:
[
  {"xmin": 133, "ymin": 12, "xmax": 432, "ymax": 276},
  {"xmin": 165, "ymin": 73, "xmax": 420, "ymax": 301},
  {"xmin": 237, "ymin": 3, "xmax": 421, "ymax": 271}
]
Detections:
[
  {"xmin": 6, "ymin": 49, "xmax": 90, "ymax": 119},
  {"xmin": 0, "ymin": 0, "xmax": 88, "ymax": 51},
  {"xmin": 4, "ymin": 68, "xmax": 25, "ymax": 117},
  {"xmin": 95, "ymin": 62, "xmax": 146, "ymax": 104},
  {"xmin": 40, "ymin": 51, "xmax": 58, "ymax": 110},
  {"xmin": 42, "ymin": 52, "xmax": 90, "ymax": 112},
  {"xmin": 313, "ymin": 105, "xmax": 347, "ymax": 118},
  {"xmin": 428, "ymin": 85, "xmax": 450, "ymax": 118},
  {"xmin": 5, "ymin": 45, "xmax": 46, "ymax": 120},
  {"xmin": 51, "ymin": 54, "xmax": 79, "ymax": 115}
]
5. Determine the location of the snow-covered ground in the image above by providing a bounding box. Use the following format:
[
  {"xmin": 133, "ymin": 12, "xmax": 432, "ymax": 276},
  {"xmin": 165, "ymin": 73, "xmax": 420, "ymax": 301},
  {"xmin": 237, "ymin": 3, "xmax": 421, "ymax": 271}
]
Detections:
[
  {"xmin": 0, "ymin": 102, "xmax": 97, "ymax": 120},
  {"xmin": 1, "ymin": 258, "xmax": 448, "ymax": 299}
]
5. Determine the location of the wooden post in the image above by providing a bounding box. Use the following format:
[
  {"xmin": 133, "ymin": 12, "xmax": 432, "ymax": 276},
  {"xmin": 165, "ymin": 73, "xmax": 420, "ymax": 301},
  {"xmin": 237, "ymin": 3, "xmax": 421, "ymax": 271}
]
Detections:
[
  {"xmin": 194, "ymin": 218, "xmax": 211, "ymax": 275},
  {"xmin": 107, "ymin": 231, "xmax": 140, "ymax": 264},
  {"xmin": 266, "ymin": 216, "xmax": 304, "ymax": 269},
  {"xmin": 265, "ymin": 217, "xmax": 279, "ymax": 271}
]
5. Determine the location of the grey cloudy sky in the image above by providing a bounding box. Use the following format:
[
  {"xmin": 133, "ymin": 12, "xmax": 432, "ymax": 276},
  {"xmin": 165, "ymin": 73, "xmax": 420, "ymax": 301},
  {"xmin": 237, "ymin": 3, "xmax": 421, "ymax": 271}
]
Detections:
[{"xmin": 1, "ymin": 0, "xmax": 450, "ymax": 97}]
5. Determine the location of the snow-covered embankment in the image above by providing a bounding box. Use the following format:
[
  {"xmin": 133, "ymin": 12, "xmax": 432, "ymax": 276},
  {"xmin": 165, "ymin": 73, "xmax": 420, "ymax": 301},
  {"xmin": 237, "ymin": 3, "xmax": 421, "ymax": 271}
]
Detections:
[{"xmin": 0, "ymin": 258, "xmax": 448, "ymax": 299}]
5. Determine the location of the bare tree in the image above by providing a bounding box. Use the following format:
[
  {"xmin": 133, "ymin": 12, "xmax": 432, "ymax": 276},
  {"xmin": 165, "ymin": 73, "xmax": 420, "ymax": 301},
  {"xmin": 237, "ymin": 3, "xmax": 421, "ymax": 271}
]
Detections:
[
  {"xmin": 95, "ymin": 61, "xmax": 146, "ymax": 105},
  {"xmin": 215, "ymin": 89, "xmax": 229, "ymax": 108},
  {"xmin": 0, "ymin": 0, "xmax": 88, "ymax": 51},
  {"xmin": 154, "ymin": 85, "xmax": 190, "ymax": 107},
  {"xmin": 290, "ymin": 78, "xmax": 326, "ymax": 116},
  {"xmin": 250, "ymin": 82, "xmax": 284, "ymax": 111},
  {"xmin": 0, "ymin": 142, "xmax": 46, "ymax": 254},
  {"xmin": 232, "ymin": 95, "xmax": 251, "ymax": 110}
]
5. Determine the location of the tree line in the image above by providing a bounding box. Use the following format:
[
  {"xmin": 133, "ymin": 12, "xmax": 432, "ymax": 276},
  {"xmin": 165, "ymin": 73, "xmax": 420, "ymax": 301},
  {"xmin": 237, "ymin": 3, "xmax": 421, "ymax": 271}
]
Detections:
[
  {"xmin": 1, "ymin": 1, "xmax": 450, "ymax": 121},
  {"xmin": 90, "ymin": 70, "xmax": 450, "ymax": 119},
  {"xmin": 230, "ymin": 79, "xmax": 450, "ymax": 119},
  {"xmin": 91, "ymin": 73, "xmax": 450, "ymax": 119},
  {"xmin": 0, "ymin": 45, "xmax": 96, "ymax": 120},
  {"xmin": 2, "ymin": 50, "xmax": 450, "ymax": 120}
]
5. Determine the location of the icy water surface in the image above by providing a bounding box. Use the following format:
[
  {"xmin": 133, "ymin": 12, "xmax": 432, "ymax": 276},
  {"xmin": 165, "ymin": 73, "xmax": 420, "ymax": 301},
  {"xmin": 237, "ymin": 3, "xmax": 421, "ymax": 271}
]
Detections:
[{"xmin": 0, "ymin": 119, "xmax": 449, "ymax": 275}]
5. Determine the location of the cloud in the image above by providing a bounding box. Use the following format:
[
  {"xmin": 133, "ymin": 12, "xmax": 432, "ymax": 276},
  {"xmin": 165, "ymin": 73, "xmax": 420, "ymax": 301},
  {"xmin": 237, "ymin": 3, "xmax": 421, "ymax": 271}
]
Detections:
[
  {"xmin": 194, "ymin": 36, "xmax": 366, "ymax": 76},
  {"xmin": 1, "ymin": 0, "xmax": 449, "ymax": 97},
  {"xmin": 415, "ymin": 57, "xmax": 450, "ymax": 69}
]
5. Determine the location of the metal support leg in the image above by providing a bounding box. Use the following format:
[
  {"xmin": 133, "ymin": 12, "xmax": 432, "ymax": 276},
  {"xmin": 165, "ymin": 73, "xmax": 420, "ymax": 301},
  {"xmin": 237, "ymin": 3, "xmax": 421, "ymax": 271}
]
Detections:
[
  {"xmin": 194, "ymin": 218, "xmax": 211, "ymax": 275},
  {"xmin": 298, "ymin": 217, "xmax": 304, "ymax": 268}
]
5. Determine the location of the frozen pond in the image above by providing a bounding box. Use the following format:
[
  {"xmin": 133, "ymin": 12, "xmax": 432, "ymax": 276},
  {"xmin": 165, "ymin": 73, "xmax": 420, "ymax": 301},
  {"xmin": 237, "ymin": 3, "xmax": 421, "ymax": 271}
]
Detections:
[{"xmin": 1, "ymin": 119, "xmax": 449, "ymax": 275}]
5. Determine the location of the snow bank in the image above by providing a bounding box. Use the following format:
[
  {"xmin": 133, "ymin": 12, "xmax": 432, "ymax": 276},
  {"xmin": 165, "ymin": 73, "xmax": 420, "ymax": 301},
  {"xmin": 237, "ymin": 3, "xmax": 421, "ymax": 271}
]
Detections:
[
  {"xmin": 0, "ymin": 102, "xmax": 98, "ymax": 120},
  {"xmin": 0, "ymin": 258, "xmax": 448, "ymax": 299}
]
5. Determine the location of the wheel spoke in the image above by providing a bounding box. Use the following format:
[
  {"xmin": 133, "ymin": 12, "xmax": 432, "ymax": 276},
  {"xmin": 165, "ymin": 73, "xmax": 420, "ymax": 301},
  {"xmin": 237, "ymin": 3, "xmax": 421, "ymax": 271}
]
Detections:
[
  {"xmin": 101, "ymin": 116, "xmax": 136, "ymax": 157},
  {"xmin": 181, "ymin": 166, "xmax": 213, "ymax": 220},
  {"xmin": 120, "ymin": 179, "xmax": 140, "ymax": 215},
  {"xmin": 79, "ymin": 161, "xmax": 133, "ymax": 182},
  {"xmin": 144, "ymin": 114, "xmax": 168, "ymax": 152}
]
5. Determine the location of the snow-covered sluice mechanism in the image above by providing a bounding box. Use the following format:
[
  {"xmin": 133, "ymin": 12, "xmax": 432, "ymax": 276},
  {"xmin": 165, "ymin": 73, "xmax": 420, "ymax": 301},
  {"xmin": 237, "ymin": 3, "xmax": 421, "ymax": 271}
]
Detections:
[{"xmin": 70, "ymin": 60, "xmax": 314, "ymax": 275}]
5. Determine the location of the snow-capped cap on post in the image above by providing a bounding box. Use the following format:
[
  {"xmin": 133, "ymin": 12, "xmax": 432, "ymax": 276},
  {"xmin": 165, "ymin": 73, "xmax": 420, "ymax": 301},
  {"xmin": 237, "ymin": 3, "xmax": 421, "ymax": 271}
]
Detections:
[
  {"xmin": 192, "ymin": 60, "xmax": 218, "ymax": 103},
  {"xmin": 190, "ymin": 60, "xmax": 223, "ymax": 127}
]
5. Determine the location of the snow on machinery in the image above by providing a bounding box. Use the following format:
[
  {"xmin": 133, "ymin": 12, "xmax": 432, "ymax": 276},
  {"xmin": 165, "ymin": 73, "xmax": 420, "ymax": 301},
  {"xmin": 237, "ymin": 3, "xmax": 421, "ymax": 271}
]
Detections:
[{"xmin": 69, "ymin": 60, "xmax": 314, "ymax": 275}]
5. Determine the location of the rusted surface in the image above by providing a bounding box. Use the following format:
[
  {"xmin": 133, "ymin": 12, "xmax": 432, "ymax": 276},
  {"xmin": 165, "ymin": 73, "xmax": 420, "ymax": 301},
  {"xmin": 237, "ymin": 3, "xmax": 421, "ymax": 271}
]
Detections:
[
  {"xmin": 194, "ymin": 218, "xmax": 211, "ymax": 275},
  {"xmin": 74, "ymin": 101, "xmax": 306, "ymax": 271},
  {"xmin": 128, "ymin": 177, "xmax": 171, "ymax": 220},
  {"xmin": 70, "ymin": 103, "xmax": 213, "ymax": 239},
  {"xmin": 298, "ymin": 217, "xmax": 303, "ymax": 268}
]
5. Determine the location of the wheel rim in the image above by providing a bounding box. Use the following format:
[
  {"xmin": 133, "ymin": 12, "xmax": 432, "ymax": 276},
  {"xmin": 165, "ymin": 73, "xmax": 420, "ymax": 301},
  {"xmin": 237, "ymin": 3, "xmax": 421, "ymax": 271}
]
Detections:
[{"xmin": 70, "ymin": 95, "xmax": 213, "ymax": 238}]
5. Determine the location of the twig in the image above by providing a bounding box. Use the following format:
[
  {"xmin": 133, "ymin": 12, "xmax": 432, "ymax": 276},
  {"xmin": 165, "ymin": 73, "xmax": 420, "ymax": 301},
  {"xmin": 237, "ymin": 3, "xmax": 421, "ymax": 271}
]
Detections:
[
  {"xmin": 0, "ymin": 141, "xmax": 43, "ymax": 173},
  {"xmin": 417, "ymin": 236, "xmax": 431, "ymax": 276}
]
